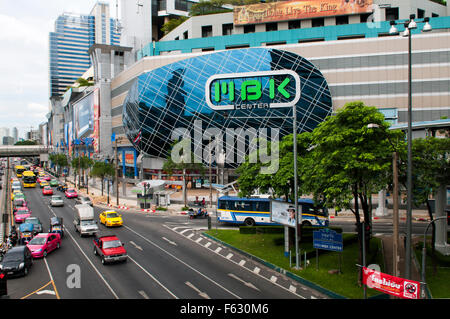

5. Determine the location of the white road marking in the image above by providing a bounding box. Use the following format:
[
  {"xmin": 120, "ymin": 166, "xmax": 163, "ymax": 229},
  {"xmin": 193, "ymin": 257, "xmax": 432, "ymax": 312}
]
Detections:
[
  {"xmin": 162, "ymin": 237, "xmax": 177, "ymax": 246},
  {"xmin": 253, "ymin": 267, "xmax": 260, "ymax": 274},
  {"xmin": 215, "ymin": 247, "xmax": 222, "ymax": 253},
  {"xmin": 36, "ymin": 290, "xmax": 56, "ymax": 296},
  {"xmin": 226, "ymin": 253, "xmax": 233, "ymax": 259},
  {"xmin": 204, "ymin": 242, "xmax": 211, "ymax": 248},
  {"xmin": 128, "ymin": 256, "xmax": 178, "ymax": 299},
  {"xmin": 126, "ymin": 225, "xmax": 241, "ymax": 299},
  {"xmin": 138, "ymin": 290, "xmax": 150, "ymax": 299},
  {"xmin": 129, "ymin": 241, "xmax": 143, "ymax": 251},
  {"xmin": 228, "ymin": 273, "xmax": 260, "ymax": 291},
  {"xmin": 270, "ymin": 276, "xmax": 278, "ymax": 283},
  {"xmin": 239, "ymin": 260, "xmax": 246, "ymax": 266},
  {"xmin": 185, "ymin": 281, "xmax": 210, "ymax": 299}
]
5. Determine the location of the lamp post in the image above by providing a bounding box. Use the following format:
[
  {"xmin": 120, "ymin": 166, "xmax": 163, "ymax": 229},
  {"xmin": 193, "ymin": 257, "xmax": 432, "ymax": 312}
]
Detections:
[{"xmin": 389, "ymin": 15, "xmax": 432, "ymax": 279}]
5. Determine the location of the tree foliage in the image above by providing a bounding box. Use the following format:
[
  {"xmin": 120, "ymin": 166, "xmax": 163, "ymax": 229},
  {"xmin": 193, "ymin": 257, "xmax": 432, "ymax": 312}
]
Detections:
[
  {"xmin": 161, "ymin": 16, "xmax": 189, "ymax": 35},
  {"xmin": 189, "ymin": 0, "xmax": 232, "ymax": 16}
]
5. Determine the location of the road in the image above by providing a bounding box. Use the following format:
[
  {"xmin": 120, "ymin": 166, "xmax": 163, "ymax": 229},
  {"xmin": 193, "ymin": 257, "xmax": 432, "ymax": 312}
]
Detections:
[{"xmin": 5, "ymin": 183, "xmax": 325, "ymax": 300}]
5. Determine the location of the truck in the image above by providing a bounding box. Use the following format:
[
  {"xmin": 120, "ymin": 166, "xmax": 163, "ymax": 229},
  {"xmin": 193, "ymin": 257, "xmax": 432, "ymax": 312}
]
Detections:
[
  {"xmin": 73, "ymin": 204, "xmax": 99, "ymax": 236},
  {"xmin": 93, "ymin": 232, "xmax": 128, "ymax": 265}
]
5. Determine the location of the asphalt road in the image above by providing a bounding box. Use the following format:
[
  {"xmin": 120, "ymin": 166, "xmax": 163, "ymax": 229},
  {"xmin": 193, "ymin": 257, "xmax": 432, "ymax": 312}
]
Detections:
[{"xmin": 5, "ymin": 183, "xmax": 324, "ymax": 300}]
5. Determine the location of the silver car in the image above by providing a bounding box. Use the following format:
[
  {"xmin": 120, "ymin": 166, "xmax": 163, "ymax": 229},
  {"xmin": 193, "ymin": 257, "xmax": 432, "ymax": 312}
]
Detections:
[{"xmin": 50, "ymin": 195, "xmax": 64, "ymax": 207}]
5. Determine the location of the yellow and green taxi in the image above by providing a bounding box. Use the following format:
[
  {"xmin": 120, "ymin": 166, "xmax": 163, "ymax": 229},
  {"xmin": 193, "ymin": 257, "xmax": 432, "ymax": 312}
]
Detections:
[
  {"xmin": 99, "ymin": 211, "xmax": 123, "ymax": 227},
  {"xmin": 11, "ymin": 190, "xmax": 22, "ymax": 200},
  {"xmin": 39, "ymin": 180, "xmax": 49, "ymax": 188}
]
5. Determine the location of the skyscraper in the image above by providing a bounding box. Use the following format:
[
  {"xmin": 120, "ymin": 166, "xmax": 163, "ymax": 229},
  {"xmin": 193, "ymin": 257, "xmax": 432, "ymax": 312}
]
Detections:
[
  {"xmin": 49, "ymin": 2, "xmax": 120, "ymax": 98},
  {"xmin": 12, "ymin": 127, "xmax": 18, "ymax": 143}
]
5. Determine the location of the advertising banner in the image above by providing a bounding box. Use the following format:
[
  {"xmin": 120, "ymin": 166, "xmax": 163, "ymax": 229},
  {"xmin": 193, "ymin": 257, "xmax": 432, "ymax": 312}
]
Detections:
[
  {"xmin": 362, "ymin": 267, "xmax": 421, "ymax": 299},
  {"xmin": 234, "ymin": 0, "xmax": 373, "ymax": 26},
  {"xmin": 74, "ymin": 93, "xmax": 94, "ymax": 138},
  {"xmin": 270, "ymin": 200, "xmax": 301, "ymax": 227},
  {"xmin": 68, "ymin": 121, "xmax": 73, "ymax": 156},
  {"xmin": 93, "ymin": 88, "xmax": 100, "ymax": 153},
  {"xmin": 125, "ymin": 151, "xmax": 135, "ymax": 167}
]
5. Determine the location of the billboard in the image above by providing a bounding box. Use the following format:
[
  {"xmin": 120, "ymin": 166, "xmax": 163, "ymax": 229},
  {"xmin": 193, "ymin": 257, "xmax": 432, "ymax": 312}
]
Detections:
[
  {"xmin": 270, "ymin": 200, "xmax": 301, "ymax": 227},
  {"xmin": 74, "ymin": 92, "xmax": 94, "ymax": 139},
  {"xmin": 234, "ymin": 0, "xmax": 373, "ymax": 26},
  {"xmin": 73, "ymin": 90, "xmax": 100, "ymax": 153},
  {"xmin": 93, "ymin": 88, "xmax": 100, "ymax": 153}
]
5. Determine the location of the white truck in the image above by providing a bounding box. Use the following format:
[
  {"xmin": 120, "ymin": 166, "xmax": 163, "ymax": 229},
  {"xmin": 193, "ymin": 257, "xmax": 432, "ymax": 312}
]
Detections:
[{"xmin": 73, "ymin": 204, "xmax": 99, "ymax": 236}]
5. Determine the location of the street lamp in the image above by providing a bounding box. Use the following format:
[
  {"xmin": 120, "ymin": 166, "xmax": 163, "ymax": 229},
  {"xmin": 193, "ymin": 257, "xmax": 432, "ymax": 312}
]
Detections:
[{"xmin": 389, "ymin": 14, "xmax": 432, "ymax": 279}]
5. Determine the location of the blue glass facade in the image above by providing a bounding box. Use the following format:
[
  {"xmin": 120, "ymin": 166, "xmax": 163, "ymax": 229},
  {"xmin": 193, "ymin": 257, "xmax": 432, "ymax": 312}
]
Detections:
[
  {"xmin": 123, "ymin": 48, "xmax": 332, "ymax": 167},
  {"xmin": 49, "ymin": 14, "xmax": 120, "ymax": 97}
]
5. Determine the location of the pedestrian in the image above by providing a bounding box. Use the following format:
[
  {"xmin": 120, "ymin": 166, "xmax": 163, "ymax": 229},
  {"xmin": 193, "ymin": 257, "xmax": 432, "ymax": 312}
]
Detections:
[
  {"xmin": 201, "ymin": 197, "xmax": 206, "ymax": 207},
  {"xmin": 194, "ymin": 196, "xmax": 199, "ymax": 205}
]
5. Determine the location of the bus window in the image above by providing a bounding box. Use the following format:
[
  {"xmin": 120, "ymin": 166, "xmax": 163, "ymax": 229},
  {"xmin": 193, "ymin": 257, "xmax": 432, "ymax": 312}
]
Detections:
[
  {"xmin": 253, "ymin": 201, "xmax": 269, "ymax": 212},
  {"xmin": 219, "ymin": 200, "xmax": 229, "ymax": 210}
]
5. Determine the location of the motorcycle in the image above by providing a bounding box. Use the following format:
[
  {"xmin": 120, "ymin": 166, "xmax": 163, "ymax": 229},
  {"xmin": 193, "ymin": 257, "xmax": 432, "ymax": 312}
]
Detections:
[{"xmin": 188, "ymin": 207, "xmax": 209, "ymax": 219}]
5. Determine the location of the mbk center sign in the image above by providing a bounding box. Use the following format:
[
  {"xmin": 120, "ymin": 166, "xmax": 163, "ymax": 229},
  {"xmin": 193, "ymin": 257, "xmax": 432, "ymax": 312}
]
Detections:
[{"xmin": 123, "ymin": 48, "xmax": 333, "ymax": 169}]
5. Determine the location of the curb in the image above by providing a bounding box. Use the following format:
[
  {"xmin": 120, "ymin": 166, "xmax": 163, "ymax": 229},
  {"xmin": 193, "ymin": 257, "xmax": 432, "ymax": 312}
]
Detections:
[{"xmin": 202, "ymin": 232, "xmax": 346, "ymax": 299}]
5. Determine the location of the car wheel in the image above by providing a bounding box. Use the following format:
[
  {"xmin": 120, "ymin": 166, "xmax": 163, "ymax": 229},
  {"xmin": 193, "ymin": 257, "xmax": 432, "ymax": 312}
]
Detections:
[
  {"xmin": 101, "ymin": 257, "xmax": 105, "ymax": 265},
  {"xmin": 57, "ymin": 243, "xmax": 60, "ymax": 249},
  {"xmin": 23, "ymin": 267, "xmax": 28, "ymax": 276},
  {"xmin": 43, "ymin": 250, "xmax": 47, "ymax": 258},
  {"xmin": 94, "ymin": 247, "xmax": 97, "ymax": 255}
]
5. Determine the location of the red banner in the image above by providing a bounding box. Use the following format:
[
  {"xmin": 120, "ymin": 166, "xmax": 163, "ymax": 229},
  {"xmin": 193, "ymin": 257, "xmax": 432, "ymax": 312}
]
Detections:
[{"xmin": 362, "ymin": 267, "xmax": 421, "ymax": 299}]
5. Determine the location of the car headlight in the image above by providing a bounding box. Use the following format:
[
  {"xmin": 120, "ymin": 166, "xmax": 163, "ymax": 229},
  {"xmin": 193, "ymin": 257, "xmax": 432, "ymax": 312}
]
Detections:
[{"xmin": 18, "ymin": 262, "xmax": 24, "ymax": 269}]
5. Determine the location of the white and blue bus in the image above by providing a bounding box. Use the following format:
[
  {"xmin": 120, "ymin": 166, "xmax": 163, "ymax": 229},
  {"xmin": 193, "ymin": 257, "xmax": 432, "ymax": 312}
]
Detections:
[{"xmin": 216, "ymin": 196, "xmax": 329, "ymax": 227}]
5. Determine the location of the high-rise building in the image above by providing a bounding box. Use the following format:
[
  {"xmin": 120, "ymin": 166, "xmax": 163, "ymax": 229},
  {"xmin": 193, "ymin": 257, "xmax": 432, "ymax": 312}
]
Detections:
[
  {"xmin": 49, "ymin": 2, "xmax": 121, "ymax": 98},
  {"xmin": 0, "ymin": 128, "xmax": 9, "ymax": 145},
  {"xmin": 12, "ymin": 127, "xmax": 18, "ymax": 143}
]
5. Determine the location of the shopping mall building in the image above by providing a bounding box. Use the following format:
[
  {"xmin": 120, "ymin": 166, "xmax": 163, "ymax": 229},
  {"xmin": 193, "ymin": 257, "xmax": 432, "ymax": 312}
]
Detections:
[{"xmin": 49, "ymin": 0, "xmax": 450, "ymax": 187}]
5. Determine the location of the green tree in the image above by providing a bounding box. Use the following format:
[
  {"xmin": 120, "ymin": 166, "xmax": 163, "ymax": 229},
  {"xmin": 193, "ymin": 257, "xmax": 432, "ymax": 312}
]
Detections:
[
  {"xmin": 90, "ymin": 161, "xmax": 115, "ymax": 196},
  {"xmin": 161, "ymin": 16, "xmax": 189, "ymax": 35},
  {"xmin": 409, "ymin": 136, "xmax": 450, "ymax": 264},
  {"xmin": 163, "ymin": 139, "xmax": 206, "ymax": 206},
  {"xmin": 301, "ymin": 101, "xmax": 403, "ymax": 270},
  {"xmin": 14, "ymin": 140, "xmax": 37, "ymax": 145},
  {"xmin": 189, "ymin": 0, "xmax": 232, "ymax": 16},
  {"xmin": 237, "ymin": 132, "xmax": 312, "ymax": 202}
]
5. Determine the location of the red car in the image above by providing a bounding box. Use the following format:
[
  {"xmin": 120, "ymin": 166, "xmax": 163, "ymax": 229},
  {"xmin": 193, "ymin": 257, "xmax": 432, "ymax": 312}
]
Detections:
[
  {"xmin": 65, "ymin": 188, "xmax": 78, "ymax": 198},
  {"xmin": 27, "ymin": 233, "xmax": 61, "ymax": 258},
  {"xmin": 14, "ymin": 207, "xmax": 31, "ymax": 223},
  {"xmin": 42, "ymin": 186, "xmax": 53, "ymax": 196},
  {"xmin": 43, "ymin": 175, "xmax": 51, "ymax": 181},
  {"xmin": 93, "ymin": 232, "xmax": 127, "ymax": 264}
]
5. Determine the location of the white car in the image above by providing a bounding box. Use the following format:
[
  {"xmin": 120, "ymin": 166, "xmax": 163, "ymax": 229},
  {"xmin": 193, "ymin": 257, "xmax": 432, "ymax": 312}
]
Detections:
[{"xmin": 50, "ymin": 195, "xmax": 64, "ymax": 207}]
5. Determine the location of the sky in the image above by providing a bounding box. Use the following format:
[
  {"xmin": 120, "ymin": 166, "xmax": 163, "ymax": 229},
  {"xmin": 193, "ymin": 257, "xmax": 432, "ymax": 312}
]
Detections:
[{"xmin": 0, "ymin": 0, "xmax": 116, "ymax": 139}]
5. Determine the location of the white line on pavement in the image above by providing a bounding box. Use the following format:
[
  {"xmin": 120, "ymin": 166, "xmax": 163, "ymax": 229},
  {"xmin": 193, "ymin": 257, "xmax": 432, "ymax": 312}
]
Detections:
[
  {"xmin": 125, "ymin": 225, "xmax": 241, "ymax": 299},
  {"xmin": 128, "ymin": 256, "xmax": 178, "ymax": 299}
]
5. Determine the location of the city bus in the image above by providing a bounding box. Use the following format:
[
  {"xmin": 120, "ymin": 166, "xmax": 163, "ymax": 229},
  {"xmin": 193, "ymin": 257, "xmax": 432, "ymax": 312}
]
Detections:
[
  {"xmin": 216, "ymin": 196, "xmax": 329, "ymax": 227},
  {"xmin": 22, "ymin": 171, "xmax": 37, "ymax": 188},
  {"xmin": 15, "ymin": 165, "xmax": 26, "ymax": 178}
]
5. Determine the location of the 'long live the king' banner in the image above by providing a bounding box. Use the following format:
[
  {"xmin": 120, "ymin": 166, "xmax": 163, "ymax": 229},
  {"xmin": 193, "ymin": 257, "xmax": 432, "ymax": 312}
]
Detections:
[
  {"xmin": 234, "ymin": 0, "xmax": 373, "ymax": 26},
  {"xmin": 362, "ymin": 267, "xmax": 421, "ymax": 299}
]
